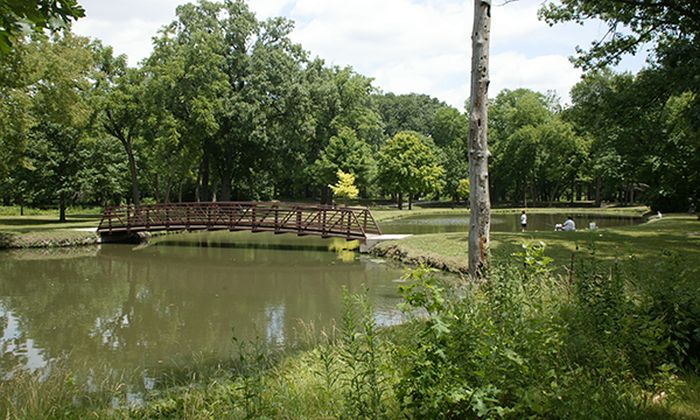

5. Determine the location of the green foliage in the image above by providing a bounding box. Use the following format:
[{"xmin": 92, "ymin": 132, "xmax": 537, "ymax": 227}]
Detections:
[
  {"xmin": 394, "ymin": 252, "xmax": 700, "ymax": 418},
  {"xmin": 456, "ymin": 178, "xmax": 470, "ymax": 201},
  {"xmin": 512, "ymin": 241, "xmax": 553, "ymax": 276},
  {"xmin": 374, "ymin": 92, "xmax": 446, "ymax": 137},
  {"xmin": 338, "ymin": 288, "xmax": 388, "ymax": 418},
  {"xmin": 567, "ymin": 69, "xmax": 700, "ymax": 211},
  {"xmin": 490, "ymin": 89, "xmax": 589, "ymax": 205},
  {"xmin": 329, "ymin": 169, "xmax": 359, "ymax": 201},
  {"xmin": 542, "ymin": 0, "xmax": 700, "ymax": 211},
  {"xmin": 377, "ymin": 131, "xmax": 445, "ymax": 207},
  {"xmin": 311, "ymin": 126, "xmax": 375, "ymax": 195},
  {"xmin": 432, "ymin": 106, "xmax": 468, "ymax": 148},
  {"xmin": 539, "ymin": 0, "xmax": 699, "ymax": 71},
  {"xmin": 1, "ymin": 0, "xmax": 697, "ymax": 213},
  {"xmin": 0, "ymin": 0, "xmax": 85, "ymax": 54}
]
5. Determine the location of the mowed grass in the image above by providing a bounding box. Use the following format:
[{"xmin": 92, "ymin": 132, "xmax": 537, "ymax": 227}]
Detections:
[
  {"xmin": 373, "ymin": 215, "xmax": 700, "ymax": 274},
  {"xmin": 371, "ymin": 205, "xmax": 648, "ymax": 222},
  {"xmin": 0, "ymin": 207, "xmax": 102, "ymax": 248}
]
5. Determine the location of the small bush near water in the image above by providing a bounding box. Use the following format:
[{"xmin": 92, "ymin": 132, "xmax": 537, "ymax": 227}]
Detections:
[{"xmin": 2, "ymin": 245, "xmax": 698, "ymax": 418}]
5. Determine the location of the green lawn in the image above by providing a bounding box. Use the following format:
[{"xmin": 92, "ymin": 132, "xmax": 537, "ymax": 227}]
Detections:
[
  {"xmin": 373, "ymin": 214, "xmax": 700, "ymax": 275},
  {"xmin": 0, "ymin": 207, "xmax": 101, "ymax": 248},
  {"xmin": 371, "ymin": 205, "xmax": 649, "ymax": 222}
]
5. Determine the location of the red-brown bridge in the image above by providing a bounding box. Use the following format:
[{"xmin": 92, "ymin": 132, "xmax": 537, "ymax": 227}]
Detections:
[{"xmin": 97, "ymin": 202, "xmax": 382, "ymax": 241}]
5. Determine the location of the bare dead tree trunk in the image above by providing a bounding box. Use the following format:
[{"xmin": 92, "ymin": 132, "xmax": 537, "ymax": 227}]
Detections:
[{"xmin": 467, "ymin": 0, "xmax": 492, "ymax": 278}]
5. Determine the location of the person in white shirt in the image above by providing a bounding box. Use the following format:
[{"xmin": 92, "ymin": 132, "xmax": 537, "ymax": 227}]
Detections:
[
  {"xmin": 562, "ymin": 216, "xmax": 576, "ymax": 231},
  {"xmin": 520, "ymin": 210, "xmax": 527, "ymax": 231}
]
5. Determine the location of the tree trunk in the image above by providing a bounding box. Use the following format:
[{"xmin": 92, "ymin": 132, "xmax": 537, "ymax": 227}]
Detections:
[
  {"xmin": 630, "ymin": 183, "xmax": 635, "ymax": 204},
  {"xmin": 408, "ymin": 193, "xmax": 413, "ymax": 210},
  {"xmin": 59, "ymin": 195, "xmax": 66, "ymax": 223},
  {"xmin": 221, "ymin": 171, "xmax": 232, "ymax": 202},
  {"xmin": 397, "ymin": 192, "xmax": 403, "ymax": 210},
  {"xmin": 124, "ymin": 141, "xmax": 140, "ymax": 208},
  {"xmin": 164, "ymin": 182, "xmax": 171, "ymax": 204},
  {"xmin": 595, "ymin": 177, "xmax": 602, "ymax": 207},
  {"xmin": 154, "ymin": 173, "xmax": 161, "ymax": 203},
  {"xmin": 197, "ymin": 153, "xmax": 210, "ymax": 202},
  {"xmin": 467, "ymin": 0, "xmax": 492, "ymax": 278},
  {"xmin": 321, "ymin": 186, "xmax": 331, "ymax": 205}
]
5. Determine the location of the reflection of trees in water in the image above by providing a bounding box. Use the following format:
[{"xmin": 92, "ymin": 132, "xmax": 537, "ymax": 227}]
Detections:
[{"xmin": 0, "ymin": 246, "xmax": 401, "ymax": 384}]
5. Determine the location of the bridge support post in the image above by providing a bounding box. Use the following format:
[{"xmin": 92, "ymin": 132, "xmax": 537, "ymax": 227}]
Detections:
[
  {"xmin": 252, "ymin": 206, "xmax": 257, "ymax": 231},
  {"xmin": 296, "ymin": 210, "xmax": 302, "ymax": 234}
]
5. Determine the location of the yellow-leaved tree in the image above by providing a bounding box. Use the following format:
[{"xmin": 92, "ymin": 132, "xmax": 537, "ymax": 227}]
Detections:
[{"xmin": 329, "ymin": 169, "xmax": 359, "ymax": 205}]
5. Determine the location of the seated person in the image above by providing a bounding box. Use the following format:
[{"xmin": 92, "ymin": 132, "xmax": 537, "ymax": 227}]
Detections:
[{"xmin": 562, "ymin": 216, "xmax": 576, "ymax": 231}]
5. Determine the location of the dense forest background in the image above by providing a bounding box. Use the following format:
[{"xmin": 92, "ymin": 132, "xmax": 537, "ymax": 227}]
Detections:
[{"xmin": 0, "ymin": 0, "xmax": 698, "ymax": 218}]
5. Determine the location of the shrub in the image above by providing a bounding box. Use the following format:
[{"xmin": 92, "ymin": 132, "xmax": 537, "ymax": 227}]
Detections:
[{"xmin": 393, "ymin": 246, "xmax": 698, "ymax": 418}]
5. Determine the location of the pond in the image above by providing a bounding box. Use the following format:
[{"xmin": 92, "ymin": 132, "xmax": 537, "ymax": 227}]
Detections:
[
  {"xmin": 380, "ymin": 212, "xmax": 643, "ymax": 235},
  {"xmin": 0, "ymin": 232, "xmax": 406, "ymax": 391}
]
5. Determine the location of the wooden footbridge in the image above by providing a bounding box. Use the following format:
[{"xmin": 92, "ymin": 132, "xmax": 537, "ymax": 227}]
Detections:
[{"xmin": 97, "ymin": 202, "xmax": 382, "ymax": 241}]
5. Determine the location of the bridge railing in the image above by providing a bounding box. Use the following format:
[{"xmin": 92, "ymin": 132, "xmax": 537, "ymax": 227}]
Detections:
[{"xmin": 98, "ymin": 202, "xmax": 382, "ymax": 240}]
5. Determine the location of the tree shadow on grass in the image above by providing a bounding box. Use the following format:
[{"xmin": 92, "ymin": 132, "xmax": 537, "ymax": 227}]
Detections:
[
  {"xmin": 492, "ymin": 227, "xmax": 700, "ymax": 274},
  {"xmin": 0, "ymin": 218, "xmax": 62, "ymax": 226}
]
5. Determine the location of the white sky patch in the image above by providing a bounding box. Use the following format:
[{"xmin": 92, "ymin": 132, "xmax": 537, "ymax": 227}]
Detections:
[
  {"xmin": 491, "ymin": 52, "xmax": 583, "ymax": 105},
  {"xmin": 71, "ymin": 0, "xmax": 646, "ymax": 109}
]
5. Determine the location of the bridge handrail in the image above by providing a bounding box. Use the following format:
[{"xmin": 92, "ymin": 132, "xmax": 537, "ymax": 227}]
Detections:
[{"xmin": 97, "ymin": 201, "xmax": 382, "ymax": 240}]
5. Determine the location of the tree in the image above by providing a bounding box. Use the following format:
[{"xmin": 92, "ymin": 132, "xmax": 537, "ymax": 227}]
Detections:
[
  {"xmin": 144, "ymin": 0, "xmax": 231, "ymax": 202},
  {"xmin": 564, "ymin": 67, "xmax": 698, "ymax": 210},
  {"xmin": 0, "ymin": 0, "xmax": 85, "ymax": 54},
  {"xmin": 489, "ymin": 89, "xmax": 563, "ymax": 204},
  {"xmin": 539, "ymin": 0, "xmax": 700, "ymax": 72},
  {"xmin": 432, "ymin": 106, "xmax": 468, "ymax": 148},
  {"xmin": 441, "ymin": 141, "xmax": 469, "ymax": 202},
  {"xmin": 75, "ymin": 136, "xmax": 129, "ymax": 206},
  {"xmin": 329, "ymin": 169, "xmax": 359, "ymax": 204},
  {"xmin": 377, "ymin": 131, "xmax": 445, "ymax": 210},
  {"xmin": 467, "ymin": 0, "xmax": 492, "ymax": 277},
  {"xmin": 93, "ymin": 48, "xmax": 145, "ymax": 207},
  {"xmin": 374, "ymin": 93, "xmax": 446, "ymax": 138},
  {"xmin": 540, "ymin": 1, "xmax": 700, "ymax": 209},
  {"xmin": 565, "ymin": 70, "xmax": 634, "ymax": 206},
  {"xmin": 27, "ymin": 33, "xmax": 94, "ymax": 221},
  {"xmin": 309, "ymin": 126, "xmax": 375, "ymax": 199},
  {"xmin": 0, "ymin": 39, "xmax": 36, "ymax": 179}
]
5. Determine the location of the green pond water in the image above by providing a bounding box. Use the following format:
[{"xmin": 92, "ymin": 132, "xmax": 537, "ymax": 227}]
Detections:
[{"xmin": 0, "ymin": 232, "xmax": 406, "ymax": 390}]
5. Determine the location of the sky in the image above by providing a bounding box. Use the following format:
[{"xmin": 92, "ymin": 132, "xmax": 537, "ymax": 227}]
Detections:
[{"xmin": 72, "ymin": 0, "xmax": 647, "ymax": 109}]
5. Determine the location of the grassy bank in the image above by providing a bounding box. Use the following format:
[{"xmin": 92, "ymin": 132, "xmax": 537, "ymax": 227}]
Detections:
[
  {"xmin": 372, "ymin": 214, "xmax": 700, "ymax": 275},
  {"xmin": 372, "ymin": 205, "xmax": 649, "ymax": 223},
  {"xmin": 0, "ymin": 207, "xmax": 101, "ymax": 249}
]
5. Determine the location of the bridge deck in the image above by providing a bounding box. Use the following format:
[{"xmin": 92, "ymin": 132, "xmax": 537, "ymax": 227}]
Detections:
[{"xmin": 97, "ymin": 202, "xmax": 382, "ymax": 241}]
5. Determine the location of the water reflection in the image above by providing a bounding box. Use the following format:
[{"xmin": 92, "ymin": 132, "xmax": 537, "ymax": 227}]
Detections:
[{"xmin": 0, "ymin": 233, "xmax": 404, "ymax": 384}]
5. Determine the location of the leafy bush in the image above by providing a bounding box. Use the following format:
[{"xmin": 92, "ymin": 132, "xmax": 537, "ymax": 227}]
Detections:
[{"xmin": 393, "ymin": 246, "xmax": 699, "ymax": 418}]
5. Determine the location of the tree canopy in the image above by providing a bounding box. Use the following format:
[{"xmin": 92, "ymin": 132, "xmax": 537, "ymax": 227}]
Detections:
[
  {"xmin": 0, "ymin": 0, "xmax": 697, "ymax": 217},
  {"xmin": 0, "ymin": 0, "xmax": 85, "ymax": 54}
]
